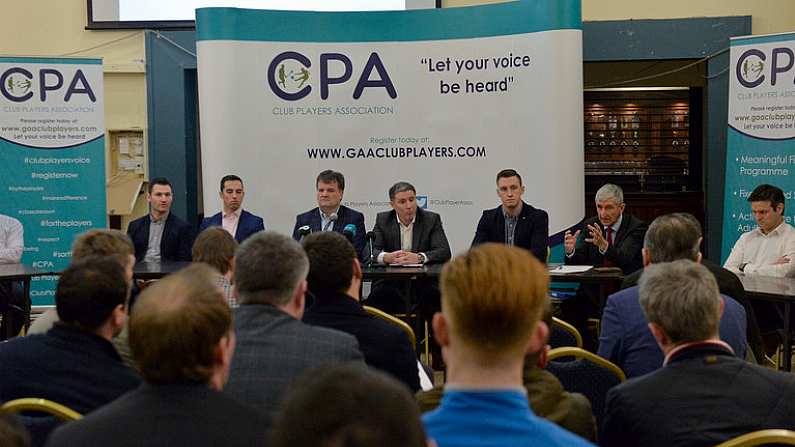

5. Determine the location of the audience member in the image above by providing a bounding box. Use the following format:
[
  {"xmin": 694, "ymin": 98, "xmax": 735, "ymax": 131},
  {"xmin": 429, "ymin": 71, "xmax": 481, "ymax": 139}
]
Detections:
[
  {"xmin": 272, "ymin": 365, "xmax": 427, "ymax": 447},
  {"xmin": 561, "ymin": 183, "xmax": 648, "ymax": 350},
  {"xmin": 422, "ymin": 243, "xmax": 593, "ymax": 447},
  {"xmin": 0, "ymin": 213, "xmax": 24, "ymax": 338},
  {"xmin": 46, "ymin": 264, "xmax": 266, "ymax": 447},
  {"xmin": 302, "ymin": 231, "xmax": 419, "ymax": 391},
  {"xmin": 199, "ymin": 174, "xmax": 265, "ymax": 243},
  {"xmin": 127, "ymin": 177, "xmax": 194, "ymax": 262},
  {"xmin": 601, "ymin": 260, "xmax": 795, "ymax": 447},
  {"xmin": 224, "ymin": 231, "xmax": 364, "ymax": 433},
  {"xmin": 292, "ymin": 170, "xmax": 366, "ymax": 260},
  {"xmin": 599, "ymin": 213, "xmax": 748, "ymax": 378},
  {"xmin": 192, "ymin": 227, "xmax": 239, "ymax": 307},
  {"xmin": 0, "ymin": 414, "xmax": 29, "ymax": 447},
  {"xmin": 0, "ymin": 256, "xmax": 139, "ymax": 414},
  {"xmin": 417, "ymin": 303, "xmax": 596, "ymax": 441},
  {"xmin": 472, "ymin": 169, "xmax": 549, "ymax": 263}
]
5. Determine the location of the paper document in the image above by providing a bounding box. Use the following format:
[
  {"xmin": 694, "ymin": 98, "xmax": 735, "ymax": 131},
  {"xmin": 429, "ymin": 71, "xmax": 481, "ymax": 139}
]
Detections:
[
  {"xmin": 388, "ymin": 263, "xmax": 423, "ymax": 267},
  {"xmin": 549, "ymin": 265, "xmax": 593, "ymax": 274}
]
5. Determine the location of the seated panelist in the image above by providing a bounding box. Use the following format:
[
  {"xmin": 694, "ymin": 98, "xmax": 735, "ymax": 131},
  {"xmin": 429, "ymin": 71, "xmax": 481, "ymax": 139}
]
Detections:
[{"xmin": 199, "ymin": 174, "xmax": 265, "ymax": 244}]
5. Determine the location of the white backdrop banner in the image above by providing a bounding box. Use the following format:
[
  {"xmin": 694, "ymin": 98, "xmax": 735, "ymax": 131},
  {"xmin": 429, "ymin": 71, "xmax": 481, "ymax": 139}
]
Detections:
[{"xmin": 196, "ymin": 1, "xmax": 583, "ymax": 255}]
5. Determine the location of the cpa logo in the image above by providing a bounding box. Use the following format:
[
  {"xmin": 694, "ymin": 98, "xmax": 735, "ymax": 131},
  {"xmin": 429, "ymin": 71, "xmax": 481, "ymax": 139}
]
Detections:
[
  {"xmin": 6, "ymin": 74, "xmax": 32, "ymax": 96},
  {"xmin": 736, "ymin": 47, "xmax": 794, "ymax": 88},
  {"xmin": 416, "ymin": 195, "xmax": 428, "ymax": 209},
  {"xmin": 267, "ymin": 51, "xmax": 397, "ymax": 101}
]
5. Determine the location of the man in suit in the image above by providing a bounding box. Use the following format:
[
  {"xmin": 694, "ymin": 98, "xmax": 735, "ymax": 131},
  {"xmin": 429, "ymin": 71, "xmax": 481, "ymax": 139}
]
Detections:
[
  {"xmin": 422, "ymin": 244, "xmax": 594, "ymax": 447},
  {"xmin": 47, "ymin": 264, "xmax": 267, "ymax": 447},
  {"xmin": 127, "ymin": 177, "xmax": 194, "ymax": 262},
  {"xmin": 599, "ymin": 213, "xmax": 748, "ymax": 378},
  {"xmin": 0, "ymin": 213, "xmax": 24, "ymax": 339},
  {"xmin": 302, "ymin": 231, "xmax": 419, "ymax": 392},
  {"xmin": 224, "ymin": 231, "xmax": 364, "ymax": 432},
  {"xmin": 292, "ymin": 170, "xmax": 366, "ymax": 260},
  {"xmin": 0, "ymin": 256, "xmax": 140, "ymax": 416},
  {"xmin": 620, "ymin": 213, "xmax": 765, "ymax": 363},
  {"xmin": 472, "ymin": 169, "xmax": 549, "ymax": 263},
  {"xmin": 561, "ymin": 183, "xmax": 648, "ymax": 350},
  {"xmin": 199, "ymin": 174, "xmax": 265, "ymax": 244},
  {"xmin": 601, "ymin": 260, "xmax": 795, "ymax": 447}
]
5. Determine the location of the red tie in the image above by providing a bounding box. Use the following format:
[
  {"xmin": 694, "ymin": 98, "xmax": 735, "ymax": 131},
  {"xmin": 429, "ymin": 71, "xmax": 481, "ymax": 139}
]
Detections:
[{"xmin": 603, "ymin": 227, "xmax": 615, "ymax": 267}]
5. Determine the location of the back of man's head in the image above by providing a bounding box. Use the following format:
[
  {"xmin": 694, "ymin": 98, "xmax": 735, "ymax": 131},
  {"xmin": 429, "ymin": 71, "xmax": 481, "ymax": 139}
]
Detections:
[
  {"xmin": 440, "ymin": 243, "xmax": 548, "ymax": 362},
  {"xmin": 302, "ymin": 232, "xmax": 355, "ymax": 296},
  {"xmin": 56, "ymin": 256, "xmax": 128, "ymax": 332},
  {"xmin": 130, "ymin": 264, "xmax": 232, "ymax": 385},
  {"xmin": 234, "ymin": 231, "xmax": 309, "ymax": 306},
  {"xmin": 271, "ymin": 365, "xmax": 427, "ymax": 447},
  {"xmin": 639, "ymin": 259, "xmax": 721, "ymax": 346},
  {"xmin": 192, "ymin": 227, "xmax": 238, "ymax": 275},
  {"xmin": 72, "ymin": 229, "xmax": 135, "ymax": 276},
  {"xmin": 644, "ymin": 213, "xmax": 701, "ymax": 263}
]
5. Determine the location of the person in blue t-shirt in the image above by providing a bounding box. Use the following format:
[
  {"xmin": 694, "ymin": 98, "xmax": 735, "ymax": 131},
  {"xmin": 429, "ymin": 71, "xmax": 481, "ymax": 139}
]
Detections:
[{"xmin": 422, "ymin": 243, "xmax": 594, "ymax": 447}]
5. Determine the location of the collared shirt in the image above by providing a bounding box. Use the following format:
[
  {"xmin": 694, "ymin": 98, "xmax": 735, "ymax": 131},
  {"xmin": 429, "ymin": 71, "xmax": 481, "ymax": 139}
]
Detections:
[
  {"xmin": 223, "ymin": 208, "xmax": 242, "ymax": 238},
  {"xmin": 502, "ymin": 202, "xmax": 523, "ymax": 246},
  {"xmin": 377, "ymin": 214, "xmax": 425, "ymax": 264},
  {"xmin": 213, "ymin": 274, "xmax": 237, "ymax": 308},
  {"xmin": 0, "ymin": 214, "xmax": 24, "ymax": 264},
  {"xmin": 143, "ymin": 213, "xmax": 168, "ymax": 263},
  {"xmin": 663, "ymin": 340, "xmax": 734, "ymax": 366},
  {"xmin": 320, "ymin": 207, "xmax": 341, "ymax": 232},
  {"xmin": 724, "ymin": 221, "xmax": 795, "ymax": 278},
  {"xmin": 566, "ymin": 214, "xmax": 623, "ymax": 258}
]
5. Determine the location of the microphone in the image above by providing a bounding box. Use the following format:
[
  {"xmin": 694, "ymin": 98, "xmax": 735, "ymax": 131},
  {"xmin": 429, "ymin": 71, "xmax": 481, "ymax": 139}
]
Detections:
[
  {"xmin": 297, "ymin": 225, "xmax": 311, "ymax": 242},
  {"xmin": 323, "ymin": 213, "xmax": 338, "ymax": 231},
  {"xmin": 342, "ymin": 224, "xmax": 356, "ymax": 243},
  {"xmin": 366, "ymin": 231, "xmax": 376, "ymax": 266}
]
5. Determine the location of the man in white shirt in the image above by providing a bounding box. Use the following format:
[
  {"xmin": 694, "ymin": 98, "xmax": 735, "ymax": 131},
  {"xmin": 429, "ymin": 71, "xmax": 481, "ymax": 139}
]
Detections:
[
  {"xmin": 0, "ymin": 214, "xmax": 24, "ymax": 338},
  {"xmin": 724, "ymin": 184, "xmax": 795, "ymax": 278}
]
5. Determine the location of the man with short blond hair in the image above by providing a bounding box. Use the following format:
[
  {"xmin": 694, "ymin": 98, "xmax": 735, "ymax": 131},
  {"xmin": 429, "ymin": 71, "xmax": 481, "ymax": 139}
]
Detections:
[
  {"xmin": 47, "ymin": 264, "xmax": 266, "ymax": 447},
  {"xmin": 422, "ymin": 243, "xmax": 593, "ymax": 446}
]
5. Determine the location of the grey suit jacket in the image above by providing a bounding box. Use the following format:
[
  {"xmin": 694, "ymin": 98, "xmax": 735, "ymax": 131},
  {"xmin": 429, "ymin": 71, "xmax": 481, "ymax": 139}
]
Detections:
[
  {"xmin": 224, "ymin": 304, "xmax": 364, "ymax": 432},
  {"xmin": 372, "ymin": 208, "xmax": 451, "ymax": 264}
]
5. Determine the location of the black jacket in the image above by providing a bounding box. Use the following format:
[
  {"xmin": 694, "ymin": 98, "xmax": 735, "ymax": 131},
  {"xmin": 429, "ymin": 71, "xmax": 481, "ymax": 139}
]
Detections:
[
  {"xmin": 472, "ymin": 202, "xmax": 549, "ymax": 263},
  {"xmin": 565, "ymin": 213, "xmax": 647, "ymax": 275},
  {"xmin": 127, "ymin": 213, "xmax": 194, "ymax": 262}
]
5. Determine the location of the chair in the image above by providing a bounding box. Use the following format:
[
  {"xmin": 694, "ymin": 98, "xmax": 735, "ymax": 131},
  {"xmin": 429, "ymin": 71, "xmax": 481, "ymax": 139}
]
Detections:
[
  {"xmin": 1, "ymin": 398, "xmax": 82, "ymax": 447},
  {"xmin": 363, "ymin": 305, "xmax": 417, "ymax": 350},
  {"xmin": 545, "ymin": 347, "xmax": 625, "ymax": 428},
  {"xmin": 714, "ymin": 429, "xmax": 795, "ymax": 447},
  {"xmin": 549, "ymin": 317, "xmax": 583, "ymax": 349}
]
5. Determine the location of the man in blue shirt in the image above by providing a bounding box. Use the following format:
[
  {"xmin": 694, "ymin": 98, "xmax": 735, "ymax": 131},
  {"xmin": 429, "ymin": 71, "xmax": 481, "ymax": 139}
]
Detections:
[{"xmin": 422, "ymin": 243, "xmax": 594, "ymax": 447}]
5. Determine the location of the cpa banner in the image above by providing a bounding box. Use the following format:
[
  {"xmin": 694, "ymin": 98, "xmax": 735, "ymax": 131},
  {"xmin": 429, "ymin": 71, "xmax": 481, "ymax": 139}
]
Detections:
[
  {"xmin": 196, "ymin": 1, "xmax": 583, "ymax": 255},
  {"xmin": 0, "ymin": 57, "xmax": 106, "ymax": 305},
  {"xmin": 722, "ymin": 32, "xmax": 795, "ymax": 261}
]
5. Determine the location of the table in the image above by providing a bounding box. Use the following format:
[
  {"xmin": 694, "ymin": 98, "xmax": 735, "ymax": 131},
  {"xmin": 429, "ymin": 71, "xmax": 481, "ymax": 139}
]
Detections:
[
  {"xmin": 133, "ymin": 261, "xmax": 193, "ymax": 280},
  {"xmin": 0, "ymin": 264, "xmax": 56, "ymax": 339},
  {"xmin": 547, "ymin": 264, "xmax": 625, "ymax": 307},
  {"xmin": 739, "ymin": 274, "xmax": 795, "ymax": 371}
]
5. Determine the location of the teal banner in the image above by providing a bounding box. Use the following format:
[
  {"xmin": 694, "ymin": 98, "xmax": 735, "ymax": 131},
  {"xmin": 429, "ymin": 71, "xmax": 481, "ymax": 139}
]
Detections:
[
  {"xmin": 721, "ymin": 32, "xmax": 795, "ymax": 262},
  {"xmin": 0, "ymin": 56, "xmax": 106, "ymax": 305}
]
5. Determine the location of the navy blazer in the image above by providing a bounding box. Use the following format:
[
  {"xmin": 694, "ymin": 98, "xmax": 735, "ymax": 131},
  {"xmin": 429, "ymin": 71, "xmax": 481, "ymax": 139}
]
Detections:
[
  {"xmin": 303, "ymin": 291, "xmax": 420, "ymax": 392},
  {"xmin": 199, "ymin": 209, "xmax": 265, "ymax": 243},
  {"xmin": 565, "ymin": 213, "xmax": 648, "ymax": 275},
  {"xmin": 127, "ymin": 212, "xmax": 194, "ymax": 262},
  {"xmin": 292, "ymin": 205, "xmax": 366, "ymax": 260},
  {"xmin": 472, "ymin": 201, "xmax": 549, "ymax": 263},
  {"xmin": 598, "ymin": 286, "xmax": 747, "ymax": 379},
  {"xmin": 372, "ymin": 207, "xmax": 451, "ymax": 264},
  {"xmin": 601, "ymin": 344, "xmax": 795, "ymax": 447}
]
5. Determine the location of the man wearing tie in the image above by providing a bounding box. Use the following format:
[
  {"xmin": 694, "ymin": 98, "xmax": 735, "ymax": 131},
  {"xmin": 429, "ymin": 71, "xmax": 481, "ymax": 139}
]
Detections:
[
  {"xmin": 199, "ymin": 175, "xmax": 265, "ymax": 243},
  {"xmin": 292, "ymin": 170, "xmax": 366, "ymax": 260},
  {"xmin": 561, "ymin": 183, "xmax": 647, "ymax": 350}
]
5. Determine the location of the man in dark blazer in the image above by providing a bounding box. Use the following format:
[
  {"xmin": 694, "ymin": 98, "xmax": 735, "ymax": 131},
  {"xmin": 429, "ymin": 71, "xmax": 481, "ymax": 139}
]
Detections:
[
  {"xmin": 292, "ymin": 170, "xmax": 366, "ymax": 260},
  {"xmin": 224, "ymin": 232, "xmax": 364, "ymax": 433},
  {"xmin": 561, "ymin": 183, "xmax": 647, "ymax": 350},
  {"xmin": 601, "ymin": 260, "xmax": 795, "ymax": 447},
  {"xmin": 47, "ymin": 265, "xmax": 267, "ymax": 447},
  {"xmin": 472, "ymin": 169, "xmax": 549, "ymax": 263},
  {"xmin": 199, "ymin": 174, "xmax": 265, "ymax": 243},
  {"xmin": 302, "ymin": 231, "xmax": 419, "ymax": 392},
  {"xmin": 127, "ymin": 177, "xmax": 194, "ymax": 262},
  {"xmin": 620, "ymin": 213, "xmax": 765, "ymax": 363}
]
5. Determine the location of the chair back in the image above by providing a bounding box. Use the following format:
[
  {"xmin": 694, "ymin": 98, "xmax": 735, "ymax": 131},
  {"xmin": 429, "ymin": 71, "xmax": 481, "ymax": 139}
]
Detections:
[
  {"xmin": 545, "ymin": 347, "xmax": 624, "ymax": 429},
  {"xmin": 1, "ymin": 398, "xmax": 82, "ymax": 447},
  {"xmin": 363, "ymin": 305, "xmax": 416, "ymax": 349},
  {"xmin": 714, "ymin": 429, "xmax": 795, "ymax": 447},
  {"xmin": 549, "ymin": 317, "xmax": 583, "ymax": 349}
]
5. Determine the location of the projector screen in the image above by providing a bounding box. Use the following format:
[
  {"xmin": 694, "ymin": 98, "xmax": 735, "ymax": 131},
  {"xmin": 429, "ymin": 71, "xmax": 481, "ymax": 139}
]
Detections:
[{"xmin": 88, "ymin": 0, "xmax": 438, "ymax": 28}]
